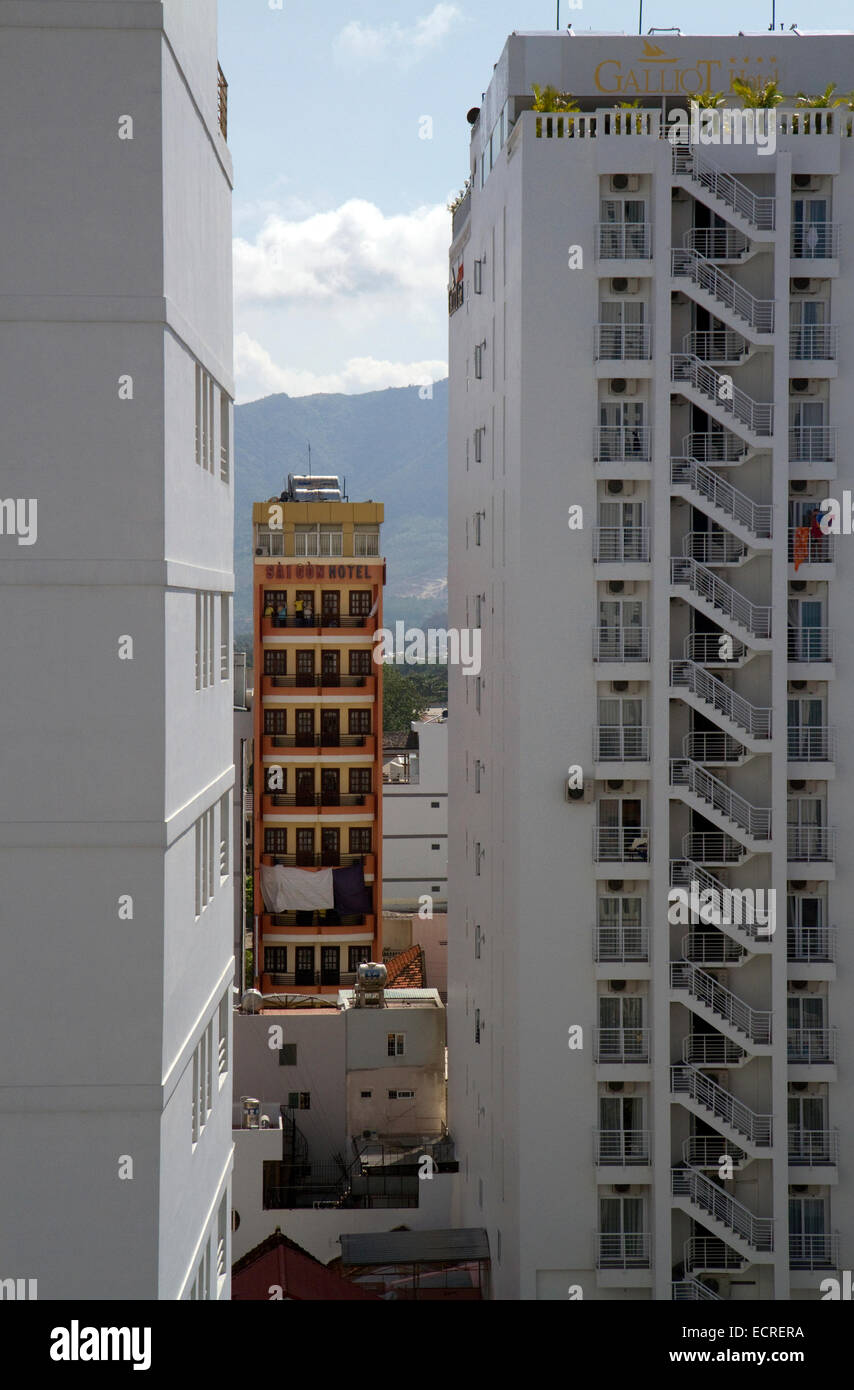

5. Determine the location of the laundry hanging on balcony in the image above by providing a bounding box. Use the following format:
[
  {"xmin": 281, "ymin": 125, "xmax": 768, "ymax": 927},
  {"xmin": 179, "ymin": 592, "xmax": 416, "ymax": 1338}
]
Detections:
[
  {"xmin": 793, "ymin": 526, "xmax": 809, "ymax": 572},
  {"xmin": 260, "ymin": 865, "xmax": 335, "ymax": 912}
]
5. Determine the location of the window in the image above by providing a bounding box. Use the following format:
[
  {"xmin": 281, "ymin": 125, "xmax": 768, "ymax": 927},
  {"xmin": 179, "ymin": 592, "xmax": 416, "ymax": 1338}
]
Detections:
[
  {"xmin": 287, "ymin": 1091, "xmax": 311, "ymax": 1110},
  {"xmin": 219, "ymin": 793, "xmax": 229, "ymax": 880},
  {"xmin": 349, "ymin": 648, "xmax": 372, "ymax": 676},
  {"xmin": 349, "ymin": 590, "xmax": 373, "ymax": 617},
  {"xmin": 349, "ymin": 709, "xmax": 371, "ymax": 735},
  {"xmin": 387, "ymin": 1032, "xmax": 406, "ymax": 1057},
  {"xmin": 349, "ymin": 946, "xmax": 370, "ymax": 971},
  {"xmin": 474, "ymin": 759, "xmax": 482, "ymax": 793},
  {"xmin": 264, "ymin": 709, "xmax": 287, "ymax": 734},
  {"xmin": 474, "ymin": 342, "xmax": 484, "ymax": 379},
  {"xmin": 475, "ymin": 677, "xmax": 482, "ymax": 713},
  {"xmin": 388, "ymin": 1089, "xmax": 415, "ymax": 1101},
  {"xmin": 360, "ymin": 1090, "xmax": 372, "ymax": 1099},
  {"xmin": 264, "ymin": 828, "xmax": 287, "ymax": 856},
  {"xmin": 475, "ymin": 841, "xmax": 482, "ymax": 875},
  {"xmin": 192, "ymin": 1048, "xmax": 200, "ymax": 1143},
  {"xmin": 220, "ymin": 595, "xmax": 230, "ymax": 679},
  {"xmin": 474, "ymin": 428, "xmax": 484, "ymax": 464},
  {"xmin": 475, "ymin": 1008, "xmax": 481, "ymax": 1043},
  {"xmin": 217, "ymin": 1198, "xmax": 227, "ymax": 1290},
  {"xmin": 265, "ymin": 948, "xmax": 287, "ymax": 974},
  {"xmin": 349, "ymin": 827, "xmax": 372, "ymax": 855},
  {"xmin": 354, "ymin": 525, "xmax": 380, "ymax": 557},
  {"xmin": 191, "ymin": 1018, "xmax": 214, "ymax": 1145},
  {"xmin": 194, "ymin": 806, "xmax": 216, "ymax": 916},
  {"xmin": 349, "ymin": 768, "xmax": 372, "ymax": 795},
  {"xmin": 195, "ymin": 365, "xmax": 215, "ymax": 472},
  {"xmin": 278, "ymin": 1044, "xmax": 297, "ymax": 1066},
  {"xmin": 218, "ymin": 994, "xmax": 229, "ymax": 1080},
  {"xmin": 474, "ymin": 510, "xmax": 483, "ymax": 545},
  {"xmin": 474, "ymin": 258, "xmax": 483, "ymax": 294},
  {"xmin": 475, "ymin": 924, "xmax": 481, "ymax": 959},
  {"xmin": 195, "ymin": 592, "xmax": 215, "ymax": 689},
  {"xmin": 220, "ymin": 393, "xmax": 230, "ymax": 482},
  {"xmin": 431, "ymin": 842, "xmax": 440, "ymax": 851},
  {"xmin": 264, "ymin": 650, "xmax": 288, "ymax": 676}
]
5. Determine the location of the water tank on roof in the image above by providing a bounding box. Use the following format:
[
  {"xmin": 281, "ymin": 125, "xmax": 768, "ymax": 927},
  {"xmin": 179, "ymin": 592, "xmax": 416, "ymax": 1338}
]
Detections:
[{"xmin": 357, "ymin": 962, "xmax": 388, "ymax": 988}]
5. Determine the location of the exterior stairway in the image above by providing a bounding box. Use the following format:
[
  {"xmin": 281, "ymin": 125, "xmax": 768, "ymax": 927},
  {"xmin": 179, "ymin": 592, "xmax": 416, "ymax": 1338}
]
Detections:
[
  {"xmin": 671, "ymin": 250, "xmax": 775, "ymax": 341},
  {"xmin": 670, "ymin": 557, "xmax": 772, "ymax": 646},
  {"xmin": 670, "ymin": 859, "xmax": 774, "ymax": 953},
  {"xmin": 669, "ymin": 758, "xmax": 771, "ymax": 848},
  {"xmin": 671, "ymin": 143, "xmax": 776, "ymax": 236},
  {"xmin": 670, "ymin": 961, "xmax": 773, "ymax": 1052},
  {"xmin": 670, "ymin": 659, "xmax": 771, "ymax": 746},
  {"xmin": 671, "ymin": 354, "xmax": 774, "ymax": 441},
  {"xmin": 671, "ymin": 1166, "xmax": 774, "ymax": 1260},
  {"xmin": 672, "ymin": 1277, "xmax": 723, "ymax": 1300},
  {"xmin": 670, "ymin": 1063, "xmax": 773, "ymax": 1156},
  {"xmin": 671, "ymin": 456, "xmax": 773, "ymax": 547}
]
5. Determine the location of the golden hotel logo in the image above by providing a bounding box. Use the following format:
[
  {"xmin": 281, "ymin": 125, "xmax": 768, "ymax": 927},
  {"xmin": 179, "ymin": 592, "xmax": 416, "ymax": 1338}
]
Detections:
[{"xmin": 594, "ymin": 39, "xmax": 777, "ymax": 96}]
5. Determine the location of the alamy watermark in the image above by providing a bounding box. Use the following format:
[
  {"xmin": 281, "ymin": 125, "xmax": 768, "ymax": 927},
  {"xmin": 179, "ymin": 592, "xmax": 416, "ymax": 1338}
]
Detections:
[
  {"xmin": 668, "ymin": 880, "xmax": 776, "ymax": 936},
  {"xmin": 667, "ymin": 102, "xmax": 776, "ymax": 156},
  {"xmin": 373, "ymin": 621, "xmax": 481, "ymax": 675},
  {"xmin": 0, "ymin": 498, "xmax": 38, "ymax": 546}
]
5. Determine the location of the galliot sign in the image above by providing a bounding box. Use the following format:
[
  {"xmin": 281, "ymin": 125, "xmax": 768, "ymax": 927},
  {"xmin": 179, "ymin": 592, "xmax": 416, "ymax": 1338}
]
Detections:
[{"xmin": 594, "ymin": 40, "xmax": 779, "ymax": 96}]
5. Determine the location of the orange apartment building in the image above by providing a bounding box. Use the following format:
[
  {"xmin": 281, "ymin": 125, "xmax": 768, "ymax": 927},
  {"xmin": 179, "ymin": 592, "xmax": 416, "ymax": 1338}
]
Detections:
[{"xmin": 252, "ymin": 476, "xmax": 384, "ymax": 994}]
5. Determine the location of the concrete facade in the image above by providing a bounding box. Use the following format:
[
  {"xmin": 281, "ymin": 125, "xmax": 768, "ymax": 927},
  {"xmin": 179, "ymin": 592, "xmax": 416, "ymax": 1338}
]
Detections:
[
  {"xmin": 448, "ymin": 31, "xmax": 854, "ymax": 1300},
  {"xmin": 383, "ymin": 717, "xmax": 449, "ymax": 909},
  {"xmin": 0, "ymin": 0, "xmax": 234, "ymax": 1299}
]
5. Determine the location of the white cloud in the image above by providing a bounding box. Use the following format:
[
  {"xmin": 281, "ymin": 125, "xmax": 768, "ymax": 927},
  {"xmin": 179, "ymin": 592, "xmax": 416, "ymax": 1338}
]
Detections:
[
  {"xmin": 334, "ymin": 4, "xmax": 463, "ymax": 67},
  {"xmin": 233, "ymin": 198, "xmax": 449, "ymax": 308},
  {"xmin": 235, "ymin": 333, "xmax": 447, "ymax": 404}
]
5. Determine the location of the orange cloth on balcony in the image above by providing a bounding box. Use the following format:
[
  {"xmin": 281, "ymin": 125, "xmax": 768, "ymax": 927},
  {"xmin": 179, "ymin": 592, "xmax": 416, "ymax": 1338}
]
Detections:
[{"xmin": 793, "ymin": 526, "xmax": 809, "ymax": 572}]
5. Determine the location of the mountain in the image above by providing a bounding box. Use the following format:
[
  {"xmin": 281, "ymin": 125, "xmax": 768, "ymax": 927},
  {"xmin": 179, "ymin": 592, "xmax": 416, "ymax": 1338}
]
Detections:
[{"xmin": 234, "ymin": 381, "xmax": 448, "ymax": 633}]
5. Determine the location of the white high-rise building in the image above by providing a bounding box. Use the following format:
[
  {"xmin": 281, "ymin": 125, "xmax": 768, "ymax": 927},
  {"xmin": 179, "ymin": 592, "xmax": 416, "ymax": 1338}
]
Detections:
[
  {"xmin": 448, "ymin": 30, "xmax": 854, "ymax": 1301},
  {"xmin": 0, "ymin": 1, "xmax": 235, "ymax": 1299}
]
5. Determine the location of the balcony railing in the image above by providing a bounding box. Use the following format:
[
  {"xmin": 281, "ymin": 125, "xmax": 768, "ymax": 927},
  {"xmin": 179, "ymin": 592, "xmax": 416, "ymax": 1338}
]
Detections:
[
  {"xmin": 681, "ymin": 935, "xmax": 747, "ymax": 969},
  {"xmin": 672, "ymin": 143, "xmax": 775, "ymax": 231},
  {"xmin": 682, "ymin": 329, "xmax": 750, "ymax": 363},
  {"xmin": 683, "ymin": 1136, "xmax": 748, "ymax": 1170},
  {"xmin": 682, "ymin": 832, "xmax": 749, "ymax": 864},
  {"xmin": 787, "ymin": 926, "xmax": 836, "ymax": 963},
  {"xmin": 594, "ymin": 323, "xmax": 652, "ymax": 360},
  {"xmin": 671, "ymin": 353, "xmax": 774, "ymax": 435},
  {"xmin": 684, "ymin": 1237, "xmax": 747, "ymax": 1275},
  {"xmin": 787, "ymin": 826, "xmax": 835, "ymax": 862},
  {"xmin": 789, "ymin": 1233, "xmax": 839, "ymax": 1270},
  {"xmin": 594, "ymin": 426, "xmax": 650, "ymax": 462},
  {"xmin": 594, "ymin": 725, "xmax": 649, "ymax": 761},
  {"xmin": 593, "ymin": 526, "xmax": 650, "ymax": 563},
  {"xmin": 596, "ymin": 222, "xmax": 652, "ymax": 259},
  {"xmin": 264, "ymin": 911, "xmax": 368, "ymax": 927},
  {"xmin": 266, "ymin": 733, "xmax": 370, "ymax": 749},
  {"xmin": 787, "ymin": 532, "xmax": 834, "ymax": 564},
  {"xmin": 683, "ymin": 430, "xmax": 748, "ymax": 464},
  {"xmin": 682, "ymin": 226, "xmax": 750, "ymax": 260},
  {"xmin": 353, "ymin": 534, "xmax": 380, "ymax": 557},
  {"xmin": 594, "ymin": 1027, "xmax": 650, "ymax": 1063},
  {"xmin": 681, "ymin": 530, "xmax": 748, "ymax": 565},
  {"xmin": 788, "ymin": 1129, "xmax": 839, "ymax": 1167},
  {"xmin": 672, "ymin": 1279, "xmax": 722, "ymax": 1301},
  {"xmin": 787, "ymin": 1028, "xmax": 837, "ymax": 1063},
  {"xmin": 671, "ymin": 1065, "xmax": 773, "ymax": 1147},
  {"xmin": 593, "ymin": 627, "xmax": 649, "ymax": 662},
  {"xmin": 598, "ymin": 222, "xmax": 653, "ymax": 258},
  {"xmin": 593, "ymin": 924, "xmax": 649, "ymax": 963},
  {"xmin": 789, "ymin": 325, "xmax": 838, "ymax": 360},
  {"xmin": 670, "ymin": 757, "xmax": 772, "ymax": 841},
  {"xmin": 791, "ymin": 223, "xmax": 839, "ymax": 259},
  {"xmin": 594, "ymin": 1130, "xmax": 651, "ymax": 1165},
  {"xmin": 217, "ymin": 64, "xmax": 228, "ymax": 140},
  {"xmin": 595, "ymin": 1232, "xmax": 651, "ymax": 1269},
  {"xmin": 682, "ymin": 731, "xmax": 748, "ymax": 763},
  {"xmin": 682, "ymin": 1032, "xmax": 747, "ymax": 1065},
  {"xmin": 294, "ymin": 533, "xmax": 344, "ymax": 557},
  {"xmin": 261, "ymin": 853, "xmax": 369, "ymax": 868},
  {"xmin": 264, "ymin": 674, "xmax": 369, "ymax": 689},
  {"xmin": 593, "ymin": 827, "xmax": 649, "ymax": 863},
  {"xmin": 670, "ymin": 556, "xmax": 772, "ymax": 639},
  {"xmin": 787, "ymin": 726, "xmax": 836, "ymax": 761},
  {"xmin": 789, "ymin": 427, "xmax": 837, "ymax": 462},
  {"xmin": 787, "ymin": 628, "xmax": 834, "ymax": 663},
  {"xmin": 264, "ymin": 614, "xmax": 374, "ymax": 629},
  {"xmin": 671, "ymin": 456, "xmax": 773, "ymax": 538},
  {"xmin": 264, "ymin": 793, "xmax": 369, "ymax": 809},
  {"xmin": 682, "ymin": 632, "xmax": 750, "ymax": 665},
  {"xmin": 671, "ymin": 253, "xmax": 775, "ymax": 337},
  {"xmin": 671, "ymin": 1167, "xmax": 774, "ymax": 1251},
  {"xmin": 265, "ymin": 972, "xmax": 358, "ymax": 991},
  {"xmin": 670, "ymin": 961, "xmax": 772, "ymax": 1045}
]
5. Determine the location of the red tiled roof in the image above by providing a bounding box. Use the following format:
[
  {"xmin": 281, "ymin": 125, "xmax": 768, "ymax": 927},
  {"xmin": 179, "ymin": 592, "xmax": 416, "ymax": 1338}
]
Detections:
[
  {"xmin": 385, "ymin": 943, "xmax": 426, "ymax": 988},
  {"xmin": 232, "ymin": 1229, "xmax": 379, "ymax": 1301}
]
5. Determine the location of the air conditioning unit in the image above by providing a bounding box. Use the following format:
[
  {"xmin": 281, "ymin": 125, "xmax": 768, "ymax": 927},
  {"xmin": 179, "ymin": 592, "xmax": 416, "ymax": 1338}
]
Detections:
[
  {"xmin": 608, "ymin": 780, "xmax": 635, "ymax": 793},
  {"xmin": 792, "ymin": 278, "xmax": 819, "ymax": 294},
  {"xmin": 607, "ymin": 1081, "xmax": 625, "ymax": 1093},
  {"xmin": 607, "ymin": 880, "xmax": 624, "ymax": 892},
  {"xmin": 791, "ymin": 480, "xmax": 808, "ymax": 493},
  {"xmin": 566, "ymin": 778, "xmax": 595, "ymax": 803},
  {"xmin": 791, "ymin": 581, "xmax": 807, "ymax": 593},
  {"xmin": 613, "ymin": 681, "xmax": 630, "ymax": 692},
  {"xmin": 791, "ymin": 378, "xmax": 818, "ymax": 395},
  {"xmin": 611, "ymin": 174, "xmax": 639, "ymax": 192},
  {"xmin": 793, "ymin": 174, "xmax": 820, "ymax": 191},
  {"xmin": 608, "ymin": 579, "xmax": 635, "ymax": 595},
  {"xmin": 606, "ymin": 478, "xmax": 635, "ymax": 497},
  {"xmin": 610, "ymin": 378, "xmax": 637, "ymax": 396},
  {"xmin": 791, "ymin": 980, "xmax": 809, "ymax": 990},
  {"xmin": 789, "ymin": 780, "xmax": 807, "ymax": 791},
  {"xmin": 610, "ymin": 277, "xmax": 639, "ymax": 294},
  {"xmin": 609, "ymin": 980, "xmax": 627, "ymax": 991},
  {"xmin": 792, "ymin": 1082, "xmax": 809, "ymax": 1092}
]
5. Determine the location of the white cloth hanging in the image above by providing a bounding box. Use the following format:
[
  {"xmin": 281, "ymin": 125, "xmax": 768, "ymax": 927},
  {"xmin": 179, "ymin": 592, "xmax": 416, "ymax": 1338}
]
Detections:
[{"xmin": 260, "ymin": 864, "xmax": 335, "ymax": 912}]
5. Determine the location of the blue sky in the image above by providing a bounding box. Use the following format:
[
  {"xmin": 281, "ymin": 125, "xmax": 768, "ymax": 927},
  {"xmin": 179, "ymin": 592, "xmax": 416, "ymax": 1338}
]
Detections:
[{"xmin": 219, "ymin": 0, "xmax": 852, "ymax": 402}]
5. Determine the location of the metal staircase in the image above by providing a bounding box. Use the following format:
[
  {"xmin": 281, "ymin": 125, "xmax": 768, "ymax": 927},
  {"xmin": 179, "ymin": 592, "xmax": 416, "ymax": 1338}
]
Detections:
[
  {"xmin": 670, "ymin": 557, "xmax": 772, "ymax": 643},
  {"xmin": 670, "ymin": 456, "xmax": 773, "ymax": 544},
  {"xmin": 669, "ymin": 758, "xmax": 771, "ymax": 844}
]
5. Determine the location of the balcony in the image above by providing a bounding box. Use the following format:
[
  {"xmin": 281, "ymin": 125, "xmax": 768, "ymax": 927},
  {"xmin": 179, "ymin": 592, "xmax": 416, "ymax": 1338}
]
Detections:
[
  {"xmin": 787, "ymin": 1028, "xmax": 837, "ymax": 1064},
  {"xmin": 682, "ymin": 732, "xmax": 749, "ymax": 764},
  {"xmin": 787, "ymin": 926, "xmax": 836, "ymax": 964},
  {"xmin": 789, "ymin": 1234, "xmax": 839, "ymax": 1271},
  {"xmin": 683, "ymin": 430, "xmax": 749, "ymax": 464},
  {"xmin": 593, "ymin": 924, "xmax": 649, "ymax": 964},
  {"xmin": 786, "ymin": 726, "xmax": 836, "ymax": 762},
  {"xmin": 596, "ymin": 222, "xmax": 652, "ymax": 259},
  {"xmin": 593, "ymin": 827, "xmax": 649, "ymax": 863},
  {"xmin": 263, "ymin": 732, "xmax": 375, "ymax": 755},
  {"xmin": 681, "ymin": 936, "xmax": 747, "ymax": 970},
  {"xmin": 787, "ymin": 827, "xmax": 836, "ymax": 863},
  {"xmin": 353, "ymin": 534, "xmax": 380, "ymax": 557},
  {"xmin": 262, "ymin": 911, "xmax": 372, "ymax": 931},
  {"xmin": 594, "ymin": 323, "xmax": 651, "ymax": 361},
  {"xmin": 594, "ymin": 725, "xmax": 649, "ymax": 761},
  {"xmin": 787, "ymin": 628, "xmax": 834, "ymax": 663},
  {"xmin": 787, "ymin": 532, "xmax": 835, "ymax": 565},
  {"xmin": 593, "ymin": 526, "xmax": 649, "ymax": 563},
  {"xmin": 683, "ymin": 1136, "xmax": 748, "ymax": 1170},
  {"xmin": 683, "ymin": 329, "xmax": 751, "ymax": 364},
  {"xmin": 261, "ymin": 852, "xmax": 374, "ymax": 872},
  {"xmin": 592, "ymin": 627, "xmax": 649, "ymax": 663},
  {"xmin": 789, "ymin": 326, "xmax": 838, "ymax": 361},
  {"xmin": 791, "ymin": 223, "xmax": 839, "ymax": 259},
  {"xmin": 789, "ymin": 427, "xmax": 837, "ymax": 463},
  {"xmin": 683, "ymin": 226, "xmax": 750, "ymax": 261},
  {"xmin": 262, "ymin": 792, "xmax": 375, "ymax": 816},
  {"xmin": 593, "ymin": 1028, "xmax": 650, "ymax": 1063},
  {"xmin": 672, "ymin": 1279, "xmax": 722, "ymax": 1301},
  {"xmin": 681, "ymin": 531, "xmax": 748, "ymax": 565},
  {"xmin": 681, "ymin": 633, "xmax": 750, "ymax": 666},
  {"xmin": 594, "ymin": 1130, "xmax": 651, "ymax": 1165},
  {"xmin": 788, "ymin": 1129, "xmax": 839, "ymax": 1168},
  {"xmin": 684, "ymin": 1237, "xmax": 747, "ymax": 1275},
  {"xmin": 593, "ymin": 426, "xmax": 650, "ymax": 462},
  {"xmin": 295, "ymin": 534, "xmax": 343, "ymax": 558},
  {"xmin": 262, "ymin": 674, "xmax": 376, "ymax": 695},
  {"xmin": 595, "ymin": 1232, "xmax": 651, "ymax": 1270},
  {"xmin": 682, "ymin": 832, "xmax": 749, "ymax": 865},
  {"xmin": 262, "ymin": 614, "xmax": 376, "ymax": 634},
  {"xmin": 262, "ymin": 972, "xmax": 358, "ymax": 992}
]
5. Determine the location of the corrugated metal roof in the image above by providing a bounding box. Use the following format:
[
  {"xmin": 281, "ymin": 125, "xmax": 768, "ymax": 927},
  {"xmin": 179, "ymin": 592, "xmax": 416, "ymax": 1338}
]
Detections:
[{"xmin": 339, "ymin": 1228, "xmax": 489, "ymax": 1265}]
